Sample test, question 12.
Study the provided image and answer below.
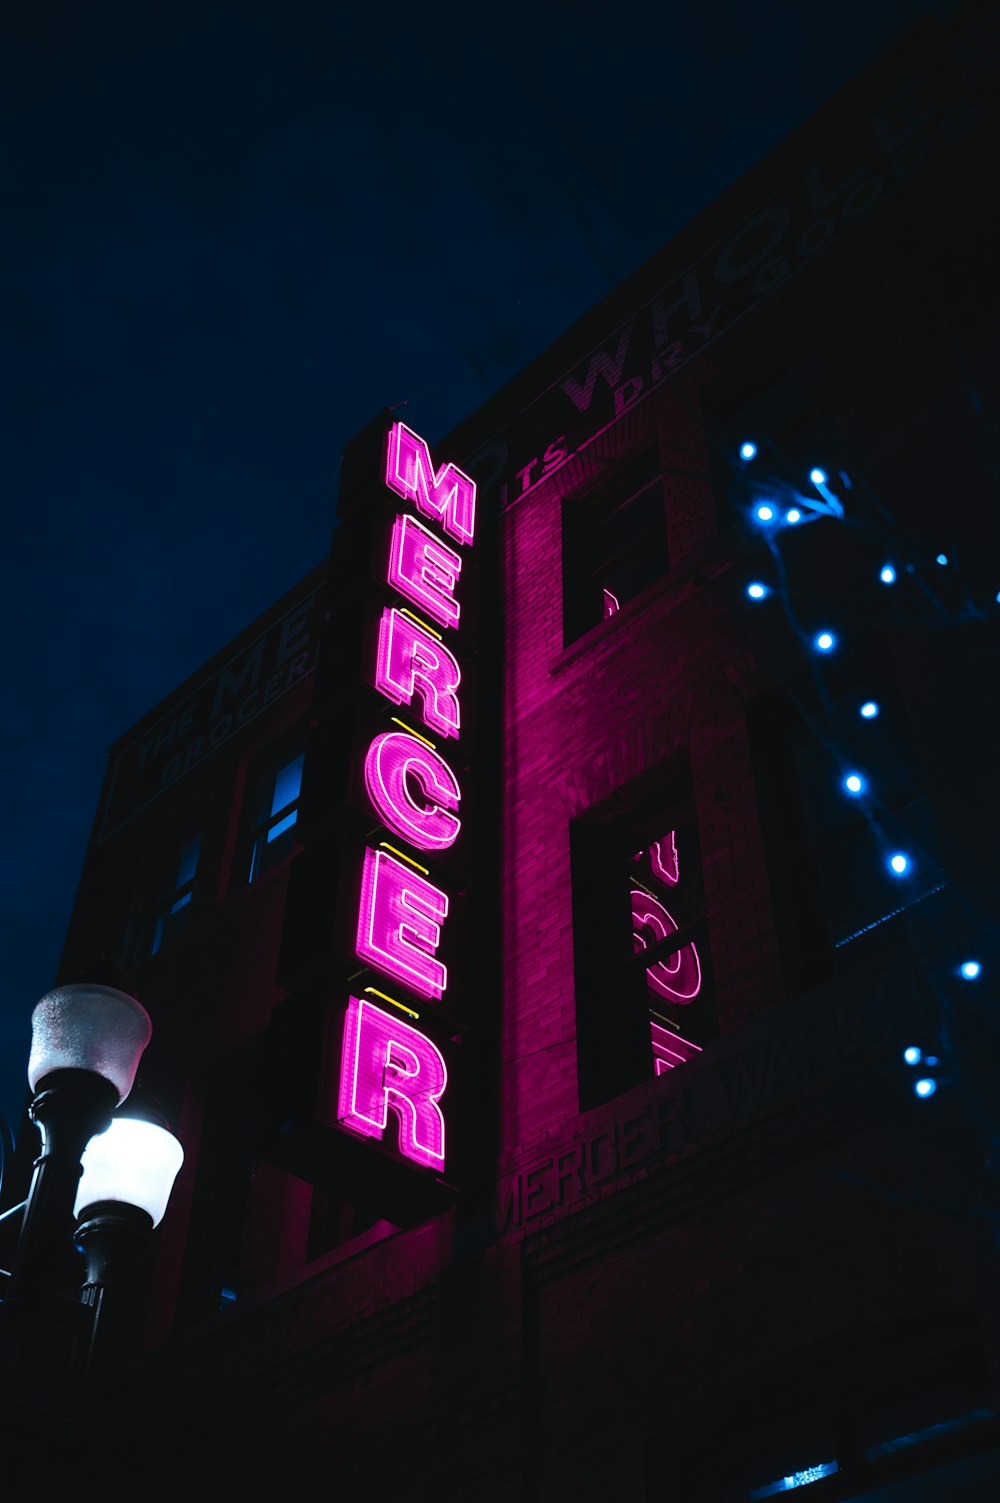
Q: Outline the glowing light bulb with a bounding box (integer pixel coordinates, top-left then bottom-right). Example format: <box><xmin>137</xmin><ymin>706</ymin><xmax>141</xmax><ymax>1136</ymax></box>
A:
<box><xmin>810</xmin><ymin>468</ymin><xmax>827</xmax><ymax>486</ymax></box>
<box><xmin>755</xmin><ymin>503</ymin><xmax>774</xmax><ymax>522</ymax></box>
<box><xmin>880</xmin><ymin>564</ymin><xmax>896</xmax><ymax>584</ymax></box>
<box><xmin>914</xmin><ymin>1078</ymin><xmax>936</xmax><ymax>1098</ymax></box>
<box><xmin>860</xmin><ymin>701</ymin><xmax>879</xmax><ymax>719</ymax></box>
<box><xmin>747</xmin><ymin>582</ymin><xmax>768</xmax><ymax>600</ymax></box>
<box><xmin>903</xmin><ymin>1046</ymin><xmax>922</xmax><ymax>1066</ymax></box>
<box><xmin>889</xmin><ymin>852</ymin><xmax>910</xmax><ymax>876</ymax></box>
<box><xmin>786</xmin><ymin>508</ymin><xmax>802</xmax><ymax>525</ymax></box>
<box><xmin>936</xmin><ymin>553</ymin><xmax>948</xmax><ymax>566</ymax></box>
<box><xmin>960</xmin><ymin>960</ymin><xmax>982</xmax><ymax>981</ymax></box>
<box><xmin>843</xmin><ymin>773</ymin><xmax>865</xmax><ymax>795</ymax></box>
<box><xmin>814</xmin><ymin>631</ymin><xmax>836</xmax><ymax>653</ymax></box>
<box><xmin>740</xmin><ymin>441</ymin><xmax>757</xmax><ymax>461</ymax></box>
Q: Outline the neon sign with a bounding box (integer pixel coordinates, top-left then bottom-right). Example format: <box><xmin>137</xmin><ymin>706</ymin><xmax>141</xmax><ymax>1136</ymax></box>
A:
<box><xmin>337</xmin><ymin>423</ymin><xmax>477</xmax><ymax>1172</ymax></box>
<box><xmin>338</xmin><ymin>996</ymin><xmax>447</xmax><ymax>1171</ymax></box>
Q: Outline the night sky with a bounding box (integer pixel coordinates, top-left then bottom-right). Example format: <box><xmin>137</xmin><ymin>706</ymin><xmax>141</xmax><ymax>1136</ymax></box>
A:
<box><xmin>0</xmin><ymin>0</ymin><xmax>947</xmax><ymax>1138</ymax></box>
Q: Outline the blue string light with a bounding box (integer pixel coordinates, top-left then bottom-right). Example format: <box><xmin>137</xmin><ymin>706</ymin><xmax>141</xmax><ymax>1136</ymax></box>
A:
<box><xmin>936</xmin><ymin>553</ymin><xmax>949</xmax><ymax>566</ymax></box>
<box><xmin>859</xmin><ymin>701</ymin><xmax>879</xmax><ymax>719</ymax></box>
<box><xmin>755</xmin><ymin>503</ymin><xmax>775</xmax><ymax>522</ymax></box>
<box><xmin>814</xmin><ymin>631</ymin><xmax>836</xmax><ymax>653</ymax></box>
<box><xmin>914</xmin><ymin>1078</ymin><xmax>937</xmax><ymax>1098</ymax></box>
<box><xmin>809</xmin><ymin>467</ymin><xmax>827</xmax><ymax>486</ymax></box>
<box><xmin>903</xmin><ymin>1046</ymin><xmax>922</xmax><ymax>1065</ymax></box>
<box><xmin>786</xmin><ymin>508</ymin><xmax>802</xmax><ymax>525</ymax></box>
<box><xmin>959</xmin><ymin>960</ymin><xmax>982</xmax><ymax>981</ymax></box>
<box><xmin>880</xmin><ymin>564</ymin><xmax>896</xmax><ymax>584</ymax></box>
<box><xmin>843</xmin><ymin>773</ymin><xmax>865</xmax><ymax>795</ymax></box>
<box><xmin>747</xmin><ymin>582</ymin><xmax>769</xmax><ymax>600</ymax></box>
<box><xmin>740</xmin><ymin>441</ymin><xmax>757</xmax><ymax>461</ymax></box>
<box><xmin>888</xmin><ymin>852</ymin><xmax>910</xmax><ymax>876</ymax></box>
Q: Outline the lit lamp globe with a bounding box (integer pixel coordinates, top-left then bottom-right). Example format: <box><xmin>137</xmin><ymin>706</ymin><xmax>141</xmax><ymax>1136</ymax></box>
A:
<box><xmin>15</xmin><ymin>982</ymin><xmax>154</xmax><ymax>1295</ymax></box>
<box><xmin>74</xmin><ymin>1116</ymin><xmax>184</xmax><ymax>1230</ymax></box>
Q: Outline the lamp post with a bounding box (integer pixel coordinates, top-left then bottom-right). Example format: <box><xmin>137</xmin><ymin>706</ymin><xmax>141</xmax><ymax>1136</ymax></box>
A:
<box><xmin>0</xmin><ymin>981</ymin><xmax>183</xmax><ymax>1388</ymax></box>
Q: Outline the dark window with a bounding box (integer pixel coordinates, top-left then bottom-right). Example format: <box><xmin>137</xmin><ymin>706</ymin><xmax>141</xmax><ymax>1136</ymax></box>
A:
<box><xmin>572</xmin><ymin>788</ymin><xmax>715</xmax><ymax>1109</ymax></box>
<box><xmin>563</xmin><ymin>447</ymin><xmax>669</xmax><ymax>643</ymax></box>
<box><xmin>149</xmin><ymin>834</ymin><xmax>201</xmax><ymax>957</ymax></box>
<box><xmin>750</xmin><ymin>685</ymin><xmax>945</xmax><ymax>988</ymax></box>
<box><xmin>248</xmin><ymin>750</ymin><xmax>304</xmax><ymax>882</ymax></box>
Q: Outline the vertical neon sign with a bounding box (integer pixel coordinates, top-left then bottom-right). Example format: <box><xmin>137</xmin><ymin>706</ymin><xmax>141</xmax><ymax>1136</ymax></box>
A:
<box><xmin>337</xmin><ymin>423</ymin><xmax>477</xmax><ymax>1173</ymax></box>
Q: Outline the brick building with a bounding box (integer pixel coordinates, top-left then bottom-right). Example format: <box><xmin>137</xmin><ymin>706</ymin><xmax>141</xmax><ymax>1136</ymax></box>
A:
<box><xmin>9</xmin><ymin>4</ymin><xmax>1000</xmax><ymax>1499</ymax></box>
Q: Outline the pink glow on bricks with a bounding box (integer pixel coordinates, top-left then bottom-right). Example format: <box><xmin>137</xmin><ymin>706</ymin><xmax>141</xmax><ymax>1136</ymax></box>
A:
<box><xmin>364</xmin><ymin>731</ymin><xmax>462</xmax><ymax>851</ymax></box>
<box><xmin>631</xmin><ymin>889</ymin><xmax>702</xmax><ymax>1002</ymax></box>
<box><xmin>388</xmin><ymin>512</ymin><xmax>463</xmax><ymax>630</ymax></box>
<box><xmin>337</xmin><ymin>997</ymin><xmax>447</xmax><ymax>1170</ymax></box>
<box><xmin>356</xmin><ymin>847</ymin><xmax>448</xmax><ymax>1000</ymax></box>
<box><xmin>375</xmin><ymin>608</ymin><xmax>462</xmax><ymax>740</ymax></box>
<box><xmin>385</xmin><ymin>421</ymin><xmax>477</xmax><ymax>546</ymax></box>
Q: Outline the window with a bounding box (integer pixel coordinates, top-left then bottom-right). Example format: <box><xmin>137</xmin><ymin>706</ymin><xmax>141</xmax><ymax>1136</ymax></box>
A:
<box><xmin>572</xmin><ymin>787</ymin><xmax>715</xmax><ymax>1109</ymax></box>
<box><xmin>149</xmin><ymin>834</ymin><xmax>201</xmax><ymax>956</ymax></box>
<box><xmin>248</xmin><ymin>750</ymin><xmax>304</xmax><ymax>882</ymax></box>
<box><xmin>562</xmin><ymin>446</ymin><xmax>669</xmax><ymax>643</ymax></box>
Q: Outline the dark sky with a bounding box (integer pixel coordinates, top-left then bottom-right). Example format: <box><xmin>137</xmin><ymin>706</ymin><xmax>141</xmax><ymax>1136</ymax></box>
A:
<box><xmin>0</xmin><ymin>0</ymin><xmax>948</xmax><ymax>1136</ymax></box>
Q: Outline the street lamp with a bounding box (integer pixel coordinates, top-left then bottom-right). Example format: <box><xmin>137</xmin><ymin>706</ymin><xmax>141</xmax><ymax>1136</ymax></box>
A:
<box><xmin>0</xmin><ymin>981</ymin><xmax>183</xmax><ymax>1382</ymax></box>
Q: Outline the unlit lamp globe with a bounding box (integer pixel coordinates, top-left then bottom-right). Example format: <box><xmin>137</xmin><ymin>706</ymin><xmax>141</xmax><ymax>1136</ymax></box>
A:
<box><xmin>74</xmin><ymin>1117</ymin><xmax>184</xmax><ymax>1228</ymax></box>
<box><xmin>27</xmin><ymin>984</ymin><xmax>152</xmax><ymax>1102</ymax></box>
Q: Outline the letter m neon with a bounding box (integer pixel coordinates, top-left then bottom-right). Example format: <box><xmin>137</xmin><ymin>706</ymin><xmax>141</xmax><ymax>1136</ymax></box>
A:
<box><xmin>385</xmin><ymin>422</ymin><xmax>476</xmax><ymax>546</ymax></box>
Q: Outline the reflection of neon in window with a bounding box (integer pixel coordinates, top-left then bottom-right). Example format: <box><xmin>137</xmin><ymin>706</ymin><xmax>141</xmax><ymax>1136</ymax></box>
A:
<box><xmin>384</xmin><ymin>421</ymin><xmax>477</xmax><ymax>547</ymax></box>
<box><xmin>631</xmin><ymin>889</ymin><xmax>701</xmax><ymax>1002</ymax></box>
<box><xmin>649</xmin><ymin>831</ymin><xmax>679</xmax><ymax>886</ymax></box>
<box><xmin>356</xmin><ymin>846</ymin><xmax>448</xmax><ymax>999</ymax></box>
<box><xmin>364</xmin><ymin>731</ymin><xmax>462</xmax><ymax>852</ymax></box>
<box><xmin>650</xmin><ymin>1021</ymin><xmax>701</xmax><ymax>1074</ymax></box>
<box><xmin>603</xmin><ymin>588</ymin><xmax>620</xmax><ymax>619</ymax></box>
<box><xmin>337</xmin><ymin>996</ymin><xmax>447</xmax><ymax>1170</ymax></box>
<box><xmin>375</xmin><ymin>608</ymin><xmax>461</xmax><ymax>740</ymax></box>
<box><xmin>388</xmin><ymin>512</ymin><xmax>462</xmax><ymax>630</ymax></box>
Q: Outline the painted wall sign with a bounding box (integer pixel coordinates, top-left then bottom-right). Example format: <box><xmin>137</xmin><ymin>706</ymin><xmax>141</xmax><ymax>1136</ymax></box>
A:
<box><xmin>99</xmin><ymin>583</ymin><xmax>323</xmax><ymax>840</ymax></box>
<box><xmin>462</xmin><ymin>11</ymin><xmax>998</xmax><ymax>512</ymax></box>
<box><xmin>336</xmin><ymin>423</ymin><xmax>478</xmax><ymax>1175</ymax></box>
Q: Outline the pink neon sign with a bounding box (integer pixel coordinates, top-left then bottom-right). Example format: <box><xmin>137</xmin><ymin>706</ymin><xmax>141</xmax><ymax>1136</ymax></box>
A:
<box><xmin>375</xmin><ymin>608</ymin><xmax>462</xmax><ymax>740</ymax></box>
<box><xmin>388</xmin><ymin>512</ymin><xmax>463</xmax><ymax>630</ymax></box>
<box><xmin>364</xmin><ymin>731</ymin><xmax>462</xmax><ymax>852</ymax></box>
<box><xmin>631</xmin><ymin>888</ymin><xmax>702</xmax><ymax>1003</ymax></box>
<box><xmin>341</xmin><ymin>421</ymin><xmax>480</xmax><ymax>1174</ymax></box>
<box><xmin>356</xmin><ymin>846</ymin><xmax>449</xmax><ymax>1000</ymax></box>
<box><xmin>385</xmin><ymin>421</ymin><xmax>477</xmax><ymax>546</ymax></box>
<box><xmin>337</xmin><ymin>996</ymin><xmax>447</xmax><ymax>1170</ymax></box>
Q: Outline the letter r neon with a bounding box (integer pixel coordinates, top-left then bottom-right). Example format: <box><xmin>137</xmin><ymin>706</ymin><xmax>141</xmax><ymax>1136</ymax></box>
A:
<box><xmin>375</xmin><ymin>608</ymin><xmax>462</xmax><ymax>740</ymax></box>
<box><xmin>337</xmin><ymin>997</ymin><xmax>447</xmax><ymax>1170</ymax></box>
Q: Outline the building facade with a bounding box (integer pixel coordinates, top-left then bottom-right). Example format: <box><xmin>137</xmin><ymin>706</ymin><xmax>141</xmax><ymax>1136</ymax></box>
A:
<box><xmin>13</xmin><ymin>4</ymin><xmax>1000</xmax><ymax>1498</ymax></box>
